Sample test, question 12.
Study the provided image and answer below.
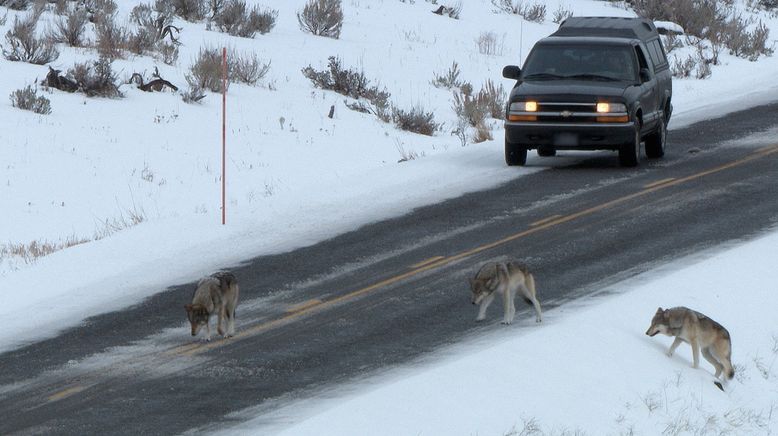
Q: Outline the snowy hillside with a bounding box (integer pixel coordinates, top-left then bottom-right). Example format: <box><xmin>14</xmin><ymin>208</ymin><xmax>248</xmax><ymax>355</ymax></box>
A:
<box><xmin>2</xmin><ymin>0</ymin><xmax>778</xmax><ymax>369</ymax></box>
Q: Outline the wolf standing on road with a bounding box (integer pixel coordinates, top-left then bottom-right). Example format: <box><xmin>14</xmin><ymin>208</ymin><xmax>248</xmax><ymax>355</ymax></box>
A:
<box><xmin>468</xmin><ymin>261</ymin><xmax>542</xmax><ymax>324</ymax></box>
<box><xmin>645</xmin><ymin>306</ymin><xmax>734</xmax><ymax>381</ymax></box>
<box><xmin>185</xmin><ymin>271</ymin><xmax>240</xmax><ymax>341</ymax></box>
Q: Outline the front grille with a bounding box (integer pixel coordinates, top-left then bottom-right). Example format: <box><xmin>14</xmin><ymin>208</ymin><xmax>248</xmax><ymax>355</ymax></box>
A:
<box><xmin>508</xmin><ymin>101</ymin><xmax>628</xmax><ymax>124</ymax></box>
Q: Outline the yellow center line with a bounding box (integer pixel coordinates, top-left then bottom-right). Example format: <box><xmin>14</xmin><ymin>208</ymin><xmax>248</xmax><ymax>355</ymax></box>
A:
<box><xmin>159</xmin><ymin>143</ymin><xmax>778</xmax><ymax>359</ymax></box>
<box><xmin>530</xmin><ymin>214</ymin><xmax>564</xmax><ymax>227</ymax></box>
<box><xmin>643</xmin><ymin>177</ymin><xmax>677</xmax><ymax>189</ymax></box>
<box><xmin>47</xmin><ymin>385</ymin><xmax>87</xmax><ymax>403</ymax></box>
<box><xmin>410</xmin><ymin>256</ymin><xmax>446</xmax><ymax>269</ymax></box>
<box><xmin>286</xmin><ymin>299</ymin><xmax>323</xmax><ymax>313</ymax></box>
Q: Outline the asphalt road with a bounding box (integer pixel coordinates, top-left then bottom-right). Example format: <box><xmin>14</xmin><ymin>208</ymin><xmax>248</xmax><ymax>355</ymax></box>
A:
<box><xmin>1</xmin><ymin>103</ymin><xmax>778</xmax><ymax>435</ymax></box>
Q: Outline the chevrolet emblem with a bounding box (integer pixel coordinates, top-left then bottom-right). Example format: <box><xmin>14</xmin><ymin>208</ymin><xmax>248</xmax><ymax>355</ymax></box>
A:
<box><xmin>560</xmin><ymin>110</ymin><xmax>573</xmax><ymax>118</ymax></box>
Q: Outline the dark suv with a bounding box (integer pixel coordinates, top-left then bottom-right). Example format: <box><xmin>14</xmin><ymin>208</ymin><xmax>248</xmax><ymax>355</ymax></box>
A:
<box><xmin>502</xmin><ymin>17</ymin><xmax>672</xmax><ymax>167</ymax></box>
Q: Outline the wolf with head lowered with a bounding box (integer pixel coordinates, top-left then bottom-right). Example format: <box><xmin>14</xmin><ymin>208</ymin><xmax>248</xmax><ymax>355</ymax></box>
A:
<box><xmin>468</xmin><ymin>260</ymin><xmax>542</xmax><ymax>324</ymax></box>
<box><xmin>185</xmin><ymin>271</ymin><xmax>239</xmax><ymax>340</ymax></box>
<box><xmin>646</xmin><ymin>306</ymin><xmax>734</xmax><ymax>381</ymax></box>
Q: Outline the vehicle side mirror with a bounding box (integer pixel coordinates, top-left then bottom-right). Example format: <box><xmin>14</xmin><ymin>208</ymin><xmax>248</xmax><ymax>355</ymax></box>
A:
<box><xmin>502</xmin><ymin>65</ymin><xmax>521</xmax><ymax>80</ymax></box>
<box><xmin>639</xmin><ymin>68</ymin><xmax>652</xmax><ymax>83</ymax></box>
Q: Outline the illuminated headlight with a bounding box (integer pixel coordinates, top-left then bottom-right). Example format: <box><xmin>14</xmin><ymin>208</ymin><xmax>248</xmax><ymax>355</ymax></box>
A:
<box><xmin>510</xmin><ymin>101</ymin><xmax>538</xmax><ymax>112</ymax></box>
<box><xmin>596</xmin><ymin>102</ymin><xmax>627</xmax><ymax>113</ymax></box>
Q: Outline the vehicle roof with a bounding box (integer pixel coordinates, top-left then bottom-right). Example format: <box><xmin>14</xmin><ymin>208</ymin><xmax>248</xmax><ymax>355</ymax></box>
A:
<box><xmin>552</xmin><ymin>16</ymin><xmax>659</xmax><ymax>41</ymax></box>
<box><xmin>534</xmin><ymin>36</ymin><xmax>636</xmax><ymax>46</ymax></box>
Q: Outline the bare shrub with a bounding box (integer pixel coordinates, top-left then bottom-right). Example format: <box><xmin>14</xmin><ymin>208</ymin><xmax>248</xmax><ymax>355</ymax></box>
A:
<box><xmin>303</xmin><ymin>56</ymin><xmax>391</xmax><ymax>121</ymax></box>
<box><xmin>476</xmin><ymin>31</ymin><xmax>504</xmax><ymax>56</ymax></box>
<box><xmin>181</xmin><ymin>85</ymin><xmax>206</xmax><ymax>103</ymax></box>
<box><xmin>187</xmin><ymin>46</ymin><xmax>269</xmax><ymax>92</ymax></box>
<box><xmin>68</xmin><ymin>57</ymin><xmax>123</xmax><ymax>98</ymax></box>
<box><xmin>725</xmin><ymin>19</ymin><xmax>773</xmax><ymax>60</ymax></box>
<box><xmin>552</xmin><ymin>4</ymin><xmax>573</xmax><ymax>24</ymax></box>
<box><xmin>477</xmin><ymin>79</ymin><xmax>506</xmax><ymax>119</ymax></box>
<box><xmin>214</xmin><ymin>0</ymin><xmax>277</xmax><ymax>38</ymax></box>
<box><xmin>472</xmin><ymin>123</ymin><xmax>493</xmax><ymax>143</ymax></box>
<box><xmin>9</xmin><ymin>85</ymin><xmax>52</xmax><ymax>114</ymax></box>
<box><xmin>431</xmin><ymin>61</ymin><xmax>463</xmax><ymax>89</ymax></box>
<box><xmin>297</xmin><ymin>0</ymin><xmax>343</xmax><ymax>39</ymax></box>
<box><xmin>187</xmin><ymin>46</ymin><xmax>225</xmax><ymax>92</ymax></box>
<box><xmin>636</xmin><ymin>0</ymin><xmax>773</xmax><ymax>60</ymax></box>
<box><xmin>171</xmin><ymin>0</ymin><xmax>208</xmax><ymax>22</ymax></box>
<box><xmin>452</xmin><ymin>89</ymin><xmax>486</xmax><ymax>129</ymax></box>
<box><xmin>48</xmin><ymin>7</ymin><xmax>90</xmax><ymax>47</ymax></box>
<box><xmin>233</xmin><ymin>52</ymin><xmax>271</xmax><ymax>85</ymax></box>
<box><xmin>128</xmin><ymin>2</ymin><xmax>180</xmax><ymax>56</ymax></box>
<box><xmin>0</xmin><ymin>236</ymin><xmax>90</xmax><ymax>265</ymax></box>
<box><xmin>2</xmin><ymin>9</ymin><xmax>60</xmax><ymax>64</ymax></box>
<box><xmin>671</xmin><ymin>54</ymin><xmax>697</xmax><ymax>78</ymax></box>
<box><xmin>94</xmin><ymin>13</ymin><xmax>128</xmax><ymax>60</ymax></box>
<box><xmin>392</xmin><ymin>105</ymin><xmax>439</xmax><ymax>136</ymax></box>
<box><xmin>0</xmin><ymin>0</ymin><xmax>31</xmax><ymax>10</ymax></box>
<box><xmin>492</xmin><ymin>0</ymin><xmax>545</xmax><ymax>22</ymax></box>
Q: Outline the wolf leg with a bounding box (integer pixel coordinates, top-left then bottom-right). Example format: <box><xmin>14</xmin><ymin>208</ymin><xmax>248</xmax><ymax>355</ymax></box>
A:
<box><xmin>667</xmin><ymin>337</ymin><xmax>683</xmax><ymax>357</ymax></box>
<box><xmin>476</xmin><ymin>293</ymin><xmax>494</xmax><ymax>321</ymax></box>
<box><xmin>502</xmin><ymin>287</ymin><xmax>516</xmax><ymax>324</ymax></box>
<box><xmin>690</xmin><ymin>340</ymin><xmax>700</xmax><ymax>368</ymax></box>
<box><xmin>217</xmin><ymin>305</ymin><xmax>226</xmax><ymax>336</ymax></box>
<box><xmin>702</xmin><ymin>348</ymin><xmax>723</xmax><ymax>378</ymax></box>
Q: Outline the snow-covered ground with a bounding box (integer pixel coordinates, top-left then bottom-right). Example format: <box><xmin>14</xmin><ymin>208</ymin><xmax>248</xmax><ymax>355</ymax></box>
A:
<box><xmin>2</xmin><ymin>0</ymin><xmax>778</xmax><ymax>432</ymax></box>
<box><xmin>224</xmin><ymin>230</ymin><xmax>778</xmax><ymax>436</ymax></box>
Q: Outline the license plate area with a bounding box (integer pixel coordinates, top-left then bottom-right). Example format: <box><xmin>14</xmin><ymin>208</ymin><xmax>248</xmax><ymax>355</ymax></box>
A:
<box><xmin>554</xmin><ymin>133</ymin><xmax>579</xmax><ymax>146</ymax></box>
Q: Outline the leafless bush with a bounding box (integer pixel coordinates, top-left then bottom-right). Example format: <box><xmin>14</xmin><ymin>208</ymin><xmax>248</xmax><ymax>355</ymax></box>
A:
<box><xmin>187</xmin><ymin>46</ymin><xmax>269</xmax><ymax>92</ymax></box>
<box><xmin>477</xmin><ymin>79</ymin><xmax>506</xmax><ymax>119</ymax></box>
<box><xmin>68</xmin><ymin>57</ymin><xmax>123</xmax><ymax>97</ymax></box>
<box><xmin>552</xmin><ymin>4</ymin><xmax>573</xmax><ymax>23</ymax></box>
<box><xmin>2</xmin><ymin>9</ymin><xmax>60</xmax><ymax>64</ymax></box>
<box><xmin>303</xmin><ymin>57</ymin><xmax>391</xmax><ymax>121</ymax></box>
<box><xmin>94</xmin><ymin>13</ymin><xmax>128</xmax><ymax>60</ymax></box>
<box><xmin>671</xmin><ymin>54</ymin><xmax>697</xmax><ymax>78</ymax></box>
<box><xmin>635</xmin><ymin>0</ymin><xmax>773</xmax><ymax>60</ymax></box>
<box><xmin>187</xmin><ymin>46</ymin><xmax>225</xmax><ymax>92</ymax></box>
<box><xmin>214</xmin><ymin>0</ymin><xmax>277</xmax><ymax>38</ymax></box>
<box><xmin>725</xmin><ymin>19</ymin><xmax>773</xmax><ymax>60</ymax></box>
<box><xmin>492</xmin><ymin>0</ymin><xmax>545</xmax><ymax>22</ymax></box>
<box><xmin>233</xmin><ymin>52</ymin><xmax>271</xmax><ymax>85</ymax></box>
<box><xmin>431</xmin><ymin>61</ymin><xmax>463</xmax><ymax>89</ymax></box>
<box><xmin>476</xmin><ymin>31</ymin><xmax>504</xmax><ymax>56</ymax></box>
<box><xmin>48</xmin><ymin>7</ymin><xmax>90</xmax><ymax>47</ymax></box>
<box><xmin>392</xmin><ymin>105</ymin><xmax>439</xmax><ymax>136</ymax></box>
<box><xmin>0</xmin><ymin>236</ymin><xmax>90</xmax><ymax>265</ymax></box>
<box><xmin>171</xmin><ymin>0</ymin><xmax>208</xmax><ymax>22</ymax></box>
<box><xmin>10</xmin><ymin>85</ymin><xmax>52</xmax><ymax>114</ymax></box>
<box><xmin>0</xmin><ymin>0</ymin><xmax>31</xmax><ymax>10</ymax></box>
<box><xmin>452</xmin><ymin>90</ymin><xmax>486</xmax><ymax>129</ymax></box>
<box><xmin>297</xmin><ymin>0</ymin><xmax>343</xmax><ymax>39</ymax></box>
<box><xmin>128</xmin><ymin>2</ymin><xmax>180</xmax><ymax>57</ymax></box>
<box><xmin>181</xmin><ymin>85</ymin><xmax>206</xmax><ymax>103</ymax></box>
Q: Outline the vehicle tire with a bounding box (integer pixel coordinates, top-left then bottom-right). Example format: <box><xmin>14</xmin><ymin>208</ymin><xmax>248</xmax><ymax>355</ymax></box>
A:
<box><xmin>537</xmin><ymin>146</ymin><xmax>556</xmax><ymax>157</ymax></box>
<box><xmin>505</xmin><ymin>139</ymin><xmax>527</xmax><ymax>166</ymax></box>
<box><xmin>645</xmin><ymin>114</ymin><xmax>666</xmax><ymax>158</ymax></box>
<box><xmin>618</xmin><ymin>121</ymin><xmax>641</xmax><ymax>167</ymax></box>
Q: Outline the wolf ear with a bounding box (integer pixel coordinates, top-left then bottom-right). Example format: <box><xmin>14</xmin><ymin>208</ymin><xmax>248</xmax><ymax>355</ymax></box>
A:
<box><xmin>656</xmin><ymin>307</ymin><xmax>663</xmax><ymax>313</ymax></box>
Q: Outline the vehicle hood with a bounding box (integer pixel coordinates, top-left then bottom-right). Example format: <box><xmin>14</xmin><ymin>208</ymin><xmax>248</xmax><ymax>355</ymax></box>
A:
<box><xmin>510</xmin><ymin>79</ymin><xmax>632</xmax><ymax>102</ymax></box>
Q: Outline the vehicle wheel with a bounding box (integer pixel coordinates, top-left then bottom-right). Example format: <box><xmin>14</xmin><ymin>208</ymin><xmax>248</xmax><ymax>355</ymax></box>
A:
<box><xmin>645</xmin><ymin>114</ymin><xmax>666</xmax><ymax>158</ymax></box>
<box><xmin>505</xmin><ymin>139</ymin><xmax>527</xmax><ymax>166</ymax></box>
<box><xmin>537</xmin><ymin>146</ymin><xmax>556</xmax><ymax>157</ymax></box>
<box><xmin>618</xmin><ymin>121</ymin><xmax>641</xmax><ymax>167</ymax></box>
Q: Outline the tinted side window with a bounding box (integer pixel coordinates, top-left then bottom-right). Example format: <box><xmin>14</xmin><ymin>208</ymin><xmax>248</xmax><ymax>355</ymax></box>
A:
<box><xmin>634</xmin><ymin>45</ymin><xmax>649</xmax><ymax>70</ymax></box>
<box><xmin>647</xmin><ymin>39</ymin><xmax>668</xmax><ymax>70</ymax></box>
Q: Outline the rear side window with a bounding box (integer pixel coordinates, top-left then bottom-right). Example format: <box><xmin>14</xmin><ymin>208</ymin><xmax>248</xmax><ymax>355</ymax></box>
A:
<box><xmin>646</xmin><ymin>39</ymin><xmax>668</xmax><ymax>70</ymax></box>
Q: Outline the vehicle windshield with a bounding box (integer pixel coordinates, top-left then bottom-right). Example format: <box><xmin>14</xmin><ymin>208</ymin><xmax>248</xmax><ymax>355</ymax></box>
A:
<box><xmin>522</xmin><ymin>44</ymin><xmax>637</xmax><ymax>82</ymax></box>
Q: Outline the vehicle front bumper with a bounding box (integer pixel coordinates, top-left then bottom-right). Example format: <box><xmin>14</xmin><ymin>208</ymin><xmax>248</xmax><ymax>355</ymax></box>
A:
<box><xmin>504</xmin><ymin>121</ymin><xmax>634</xmax><ymax>150</ymax></box>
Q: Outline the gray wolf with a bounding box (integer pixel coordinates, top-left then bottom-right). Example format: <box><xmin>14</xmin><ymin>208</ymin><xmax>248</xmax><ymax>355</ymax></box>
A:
<box><xmin>468</xmin><ymin>261</ymin><xmax>542</xmax><ymax>324</ymax></box>
<box><xmin>646</xmin><ymin>306</ymin><xmax>734</xmax><ymax>381</ymax></box>
<box><xmin>184</xmin><ymin>271</ymin><xmax>239</xmax><ymax>340</ymax></box>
